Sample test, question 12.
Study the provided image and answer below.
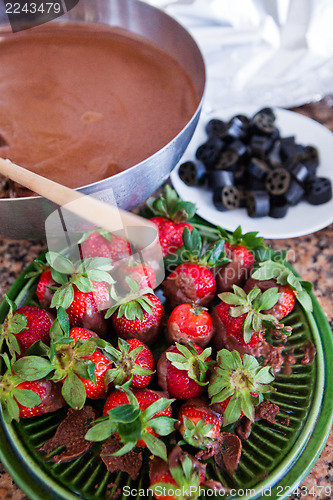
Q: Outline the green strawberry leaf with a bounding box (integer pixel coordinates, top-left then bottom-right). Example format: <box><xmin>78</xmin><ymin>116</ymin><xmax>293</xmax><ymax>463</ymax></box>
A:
<box><xmin>62</xmin><ymin>371</ymin><xmax>86</xmax><ymax>410</ymax></box>
<box><xmin>223</xmin><ymin>394</ymin><xmax>242</xmax><ymax>426</ymax></box>
<box><xmin>7</xmin><ymin>334</ymin><xmax>21</xmax><ymax>356</ymax></box>
<box><xmin>87</xmin><ymin>270</ymin><xmax>114</xmax><ymax>284</ymax></box>
<box><xmin>110</xmin><ymin>441</ymin><xmax>137</xmax><ymax>457</ymax></box>
<box><xmin>297</xmin><ymin>290</ymin><xmax>313</xmax><ymax>312</ymax></box>
<box><xmin>13</xmin><ymin>356</ymin><xmax>53</xmax><ymax>381</ymax></box>
<box><xmin>8</xmin><ymin>313</ymin><xmax>28</xmax><ymax>334</ymax></box>
<box><xmin>256</xmin><ymin>287</ymin><xmax>280</xmax><ymax>311</ymax></box>
<box><xmin>46</xmin><ymin>252</ymin><xmax>76</xmax><ymax>275</ymax></box>
<box><xmin>118</xmin><ymin>417</ymin><xmax>142</xmax><ymax>444</ymax></box>
<box><xmin>85</xmin><ymin>418</ymin><xmax>115</xmax><ymax>442</ymax></box>
<box><xmin>72</xmin><ymin>275</ymin><xmax>94</xmax><ymax>293</ymax></box>
<box><xmin>57</xmin><ymin>307</ymin><xmax>70</xmax><ymax>336</ymax></box>
<box><xmin>109</xmin><ymin>404</ymin><xmax>140</xmax><ymax>424</ymax></box>
<box><xmin>12</xmin><ymin>389</ymin><xmax>41</xmax><ymax>408</ymax></box>
<box><xmin>74</xmin><ymin>339</ymin><xmax>98</xmax><ymax>358</ymax></box>
<box><xmin>5</xmin><ymin>395</ymin><xmax>20</xmax><ymax>422</ymax></box>
<box><xmin>51</xmin><ymin>284</ymin><xmax>75</xmax><ymax>310</ymax></box>
<box><xmin>142</xmin><ymin>432</ymin><xmax>167</xmax><ymax>461</ymax></box>
<box><xmin>141</xmin><ymin>398</ymin><xmax>174</xmax><ymax>422</ymax></box>
<box><xmin>148</xmin><ymin>416</ymin><xmax>177</xmax><ymax>436</ymax></box>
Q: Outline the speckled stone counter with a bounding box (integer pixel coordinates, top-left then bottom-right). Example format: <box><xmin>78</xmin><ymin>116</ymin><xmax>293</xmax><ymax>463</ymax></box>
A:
<box><xmin>0</xmin><ymin>98</ymin><xmax>332</xmax><ymax>499</ymax></box>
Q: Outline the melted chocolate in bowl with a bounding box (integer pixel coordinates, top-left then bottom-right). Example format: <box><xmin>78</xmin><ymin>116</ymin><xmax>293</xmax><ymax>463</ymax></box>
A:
<box><xmin>0</xmin><ymin>24</ymin><xmax>199</xmax><ymax>197</ymax></box>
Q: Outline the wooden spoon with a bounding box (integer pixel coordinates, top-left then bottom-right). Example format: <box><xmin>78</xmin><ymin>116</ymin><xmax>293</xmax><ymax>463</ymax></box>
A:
<box><xmin>0</xmin><ymin>158</ymin><xmax>157</xmax><ymax>249</ymax></box>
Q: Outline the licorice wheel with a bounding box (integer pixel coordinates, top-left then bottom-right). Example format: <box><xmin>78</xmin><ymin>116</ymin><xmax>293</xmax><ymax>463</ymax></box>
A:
<box><xmin>178</xmin><ymin>161</ymin><xmax>206</xmax><ymax>187</ymax></box>
<box><xmin>247</xmin><ymin>158</ymin><xmax>269</xmax><ymax>181</ymax></box>
<box><xmin>195</xmin><ymin>137</ymin><xmax>223</xmax><ymax>169</ymax></box>
<box><xmin>246</xmin><ymin>191</ymin><xmax>270</xmax><ymax>217</ymax></box>
<box><xmin>216</xmin><ymin>150</ymin><xmax>239</xmax><ymax>171</ymax></box>
<box><xmin>250</xmin><ymin>111</ymin><xmax>276</xmax><ymax>135</ymax></box>
<box><xmin>253</xmin><ymin>107</ymin><xmax>276</xmax><ymax>120</ymax></box>
<box><xmin>229</xmin><ymin>139</ymin><xmax>249</xmax><ymax>158</ymax></box>
<box><xmin>250</xmin><ymin>135</ymin><xmax>271</xmax><ymax>159</ymax></box>
<box><xmin>213</xmin><ymin>186</ymin><xmax>240</xmax><ymax>211</ymax></box>
<box><xmin>306</xmin><ymin>177</ymin><xmax>332</xmax><ymax>205</ymax></box>
<box><xmin>226</xmin><ymin>116</ymin><xmax>248</xmax><ymax>141</ymax></box>
<box><xmin>265</xmin><ymin>168</ymin><xmax>291</xmax><ymax>195</ymax></box>
<box><xmin>289</xmin><ymin>161</ymin><xmax>309</xmax><ymax>184</ymax></box>
<box><xmin>205</xmin><ymin>118</ymin><xmax>228</xmax><ymax>140</ymax></box>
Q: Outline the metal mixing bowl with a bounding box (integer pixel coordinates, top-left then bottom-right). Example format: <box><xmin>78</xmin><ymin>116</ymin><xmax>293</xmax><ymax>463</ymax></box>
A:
<box><xmin>0</xmin><ymin>0</ymin><xmax>205</xmax><ymax>239</ymax></box>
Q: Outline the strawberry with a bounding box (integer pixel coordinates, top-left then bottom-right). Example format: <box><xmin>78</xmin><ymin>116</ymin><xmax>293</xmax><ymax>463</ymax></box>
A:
<box><xmin>147</xmin><ymin>185</ymin><xmax>196</xmax><ymax>257</ymax></box>
<box><xmin>177</xmin><ymin>398</ymin><xmax>222</xmax><ymax>449</ymax></box>
<box><xmin>85</xmin><ymin>386</ymin><xmax>175</xmax><ymax>461</ymax></box>
<box><xmin>36</xmin><ymin>269</ymin><xmax>56</xmax><ymax>309</ymax></box>
<box><xmin>118</xmin><ymin>260</ymin><xmax>156</xmax><ymax>291</ymax></box>
<box><xmin>0</xmin><ymin>354</ymin><xmax>65</xmax><ymax>422</ymax></box>
<box><xmin>211</xmin><ymin>285</ymin><xmax>283</xmax><ymax>355</ymax></box>
<box><xmin>157</xmin><ymin>342</ymin><xmax>212</xmax><ymax>400</ymax></box>
<box><xmin>163</xmin><ymin>228</ymin><xmax>228</xmax><ymax>308</ymax></box>
<box><xmin>149</xmin><ymin>445</ymin><xmax>206</xmax><ymax>500</ymax></box>
<box><xmin>79</xmin><ymin>229</ymin><xmax>131</xmax><ymax>262</ymax></box>
<box><xmin>14</xmin><ymin>379</ymin><xmax>65</xmax><ymax>418</ymax></box>
<box><xmin>250</xmin><ymin>258</ymin><xmax>313</xmax><ymax>316</ymax></box>
<box><xmin>103</xmin><ymin>338</ymin><xmax>155</xmax><ymax>389</ymax></box>
<box><xmin>208</xmin><ymin>349</ymin><xmax>275</xmax><ymax>425</ymax></box>
<box><xmin>244</xmin><ymin>277</ymin><xmax>295</xmax><ymax>320</ymax></box>
<box><xmin>167</xmin><ymin>304</ymin><xmax>214</xmax><ymax>348</ymax></box>
<box><xmin>106</xmin><ymin>280</ymin><xmax>164</xmax><ymax>345</ymax></box>
<box><xmin>214</xmin><ymin>226</ymin><xmax>264</xmax><ymax>292</ymax></box>
<box><xmin>13</xmin><ymin>326</ymin><xmax>111</xmax><ymax>409</ymax></box>
<box><xmin>0</xmin><ymin>296</ymin><xmax>53</xmax><ymax>357</ymax></box>
<box><xmin>44</xmin><ymin>252</ymin><xmax>115</xmax><ymax>336</ymax></box>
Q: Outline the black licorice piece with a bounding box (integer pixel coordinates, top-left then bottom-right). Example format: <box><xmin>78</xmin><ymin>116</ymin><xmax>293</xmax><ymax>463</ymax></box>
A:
<box><xmin>178</xmin><ymin>161</ymin><xmax>206</xmax><ymax>187</ymax></box>
<box><xmin>267</xmin><ymin>139</ymin><xmax>283</xmax><ymax>168</ymax></box>
<box><xmin>205</xmin><ymin>119</ymin><xmax>228</xmax><ymax>140</ymax></box>
<box><xmin>247</xmin><ymin>158</ymin><xmax>269</xmax><ymax>181</ymax></box>
<box><xmin>246</xmin><ymin>176</ymin><xmax>266</xmax><ymax>191</ymax></box>
<box><xmin>216</xmin><ymin>150</ymin><xmax>239</xmax><ymax>171</ymax></box>
<box><xmin>246</xmin><ymin>191</ymin><xmax>270</xmax><ymax>217</ymax></box>
<box><xmin>195</xmin><ymin>137</ymin><xmax>224</xmax><ymax>169</ymax></box>
<box><xmin>225</xmin><ymin>116</ymin><xmax>248</xmax><ymax>141</ymax></box>
<box><xmin>253</xmin><ymin>107</ymin><xmax>276</xmax><ymax>120</ymax></box>
<box><xmin>269</xmin><ymin>196</ymin><xmax>289</xmax><ymax>218</ymax></box>
<box><xmin>305</xmin><ymin>177</ymin><xmax>332</xmax><ymax>205</ymax></box>
<box><xmin>207</xmin><ymin>170</ymin><xmax>234</xmax><ymax>188</ymax></box>
<box><xmin>284</xmin><ymin>180</ymin><xmax>305</xmax><ymax>206</ymax></box>
<box><xmin>250</xmin><ymin>111</ymin><xmax>276</xmax><ymax>135</ymax></box>
<box><xmin>265</xmin><ymin>168</ymin><xmax>291</xmax><ymax>195</ymax></box>
<box><xmin>213</xmin><ymin>186</ymin><xmax>240</xmax><ymax>211</ymax></box>
<box><xmin>280</xmin><ymin>136</ymin><xmax>305</xmax><ymax>162</ymax></box>
<box><xmin>302</xmin><ymin>145</ymin><xmax>319</xmax><ymax>176</ymax></box>
<box><xmin>234</xmin><ymin>163</ymin><xmax>247</xmax><ymax>185</ymax></box>
<box><xmin>229</xmin><ymin>139</ymin><xmax>249</xmax><ymax>158</ymax></box>
<box><xmin>289</xmin><ymin>161</ymin><xmax>309</xmax><ymax>184</ymax></box>
<box><xmin>250</xmin><ymin>135</ymin><xmax>271</xmax><ymax>159</ymax></box>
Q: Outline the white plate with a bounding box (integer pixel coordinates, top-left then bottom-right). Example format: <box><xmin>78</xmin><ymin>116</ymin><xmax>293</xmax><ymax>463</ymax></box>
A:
<box><xmin>171</xmin><ymin>108</ymin><xmax>333</xmax><ymax>239</ymax></box>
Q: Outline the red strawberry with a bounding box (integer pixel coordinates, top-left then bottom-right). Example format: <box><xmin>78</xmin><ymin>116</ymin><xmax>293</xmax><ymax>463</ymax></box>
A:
<box><xmin>163</xmin><ymin>263</ymin><xmax>216</xmax><ymax>309</ymax></box>
<box><xmin>151</xmin><ymin>216</ymin><xmax>193</xmax><ymax>258</ymax></box>
<box><xmin>85</xmin><ymin>387</ymin><xmax>175</xmax><ymax>461</ymax></box>
<box><xmin>167</xmin><ymin>304</ymin><xmax>214</xmax><ymax>348</ymax></box>
<box><xmin>36</xmin><ymin>269</ymin><xmax>56</xmax><ymax>309</ymax></box>
<box><xmin>68</xmin><ymin>328</ymin><xmax>111</xmax><ymax>399</ymax></box>
<box><xmin>107</xmin><ymin>291</ymin><xmax>164</xmax><ymax>346</ymax></box>
<box><xmin>214</xmin><ymin>226</ymin><xmax>264</xmax><ymax>292</ymax></box>
<box><xmin>177</xmin><ymin>398</ymin><xmax>222</xmax><ymax>449</ymax></box>
<box><xmin>147</xmin><ymin>185</ymin><xmax>196</xmax><ymax>257</ymax></box>
<box><xmin>1</xmin><ymin>299</ymin><xmax>53</xmax><ymax>357</ymax></box>
<box><xmin>250</xmin><ymin>259</ymin><xmax>313</xmax><ymax>315</ymax></box>
<box><xmin>157</xmin><ymin>342</ymin><xmax>212</xmax><ymax>400</ymax></box>
<box><xmin>149</xmin><ymin>445</ymin><xmax>206</xmax><ymax>500</ymax></box>
<box><xmin>103</xmin><ymin>338</ymin><xmax>155</xmax><ymax>389</ymax></box>
<box><xmin>14</xmin><ymin>379</ymin><xmax>65</xmax><ymax>418</ymax></box>
<box><xmin>80</xmin><ymin>230</ymin><xmax>131</xmax><ymax>262</ymax></box>
<box><xmin>244</xmin><ymin>277</ymin><xmax>295</xmax><ymax>320</ymax></box>
<box><xmin>118</xmin><ymin>261</ymin><xmax>156</xmax><ymax>291</ymax></box>
<box><xmin>209</xmin><ymin>349</ymin><xmax>275</xmax><ymax>425</ymax></box>
<box><xmin>65</xmin><ymin>280</ymin><xmax>111</xmax><ymax>336</ymax></box>
<box><xmin>211</xmin><ymin>285</ymin><xmax>282</xmax><ymax>355</ymax></box>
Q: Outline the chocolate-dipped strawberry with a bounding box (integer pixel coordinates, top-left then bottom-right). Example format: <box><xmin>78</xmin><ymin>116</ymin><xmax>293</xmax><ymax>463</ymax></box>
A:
<box><xmin>176</xmin><ymin>398</ymin><xmax>222</xmax><ymax>449</ymax></box>
<box><xmin>208</xmin><ymin>349</ymin><xmax>275</xmax><ymax>425</ymax></box>
<box><xmin>79</xmin><ymin>229</ymin><xmax>131</xmax><ymax>263</ymax></box>
<box><xmin>163</xmin><ymin>228</ymin><xmax>228</xmax><ymax>308</ymax></box>
<box><xmin>157</xmin><ymin>342</ymin><xmax>212</xmax><ymax>400</ymax></box>
<box><xmin>85</xmin><ymin>386</ymin><xmax>175</xmax><ymax>461</ymax></box>
<box><xmin>211</xmin><ymin>285</ymin><xmax>282</xmax><ymax>354</ymax></box>
<box><xmin>149</xmin><ymin>445</ymin><xmax>206</xmax><ymax>500</ymax></box>
<box><xmin>106</xmin><ymin>278</ymin><xmax>164</xmax><ymax>345</ymax></box>
<box><xmin>167</xmin><ymin>304</ymin><xmax>214</xmax><ymax>348</ymax></box>
<box><xmin>213</xmin><ymin>226</ymin><xmax>264</xmax><ymax>293</ymax></box>
<box><xmin>249</xmin><ymin>258</ymin><xmax>313</xmax><ymax>316</ymax></box>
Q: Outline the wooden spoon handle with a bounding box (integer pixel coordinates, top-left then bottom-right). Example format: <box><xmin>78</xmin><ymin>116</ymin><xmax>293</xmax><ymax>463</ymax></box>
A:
<box><xmin>0</xmin><ymin>158</ymin><xmax>156</xmax><ymax>244</ymax></box>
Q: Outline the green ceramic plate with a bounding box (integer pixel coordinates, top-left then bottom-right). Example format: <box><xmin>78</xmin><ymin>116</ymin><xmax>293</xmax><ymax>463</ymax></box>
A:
<box><xmin>0</xmin><ymin>258</ymin><xmax>332</xmax><ymax>500</ymax></box>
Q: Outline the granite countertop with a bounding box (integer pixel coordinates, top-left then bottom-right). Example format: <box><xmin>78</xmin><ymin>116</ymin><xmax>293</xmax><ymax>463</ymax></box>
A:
<box><xmin>0</xmin><ymin>97</ymin><xmax>332</xmax><ymax>499</ymax></box>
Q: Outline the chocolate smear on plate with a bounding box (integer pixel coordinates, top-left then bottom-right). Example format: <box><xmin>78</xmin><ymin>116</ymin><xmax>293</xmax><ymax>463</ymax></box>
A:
<box><xmin>300</xmin><ymin>341</ymin><xmax>316</xmax><ymax>365</ymax></box>
<box><xmin>39</xmin><ymin>405</ymin><xmax>97</xmax><ymax>462</ymax></box>
<box><xmin>101</xmin><ymin>436</ymin><xmax>143</xmax><ymax>480</ymax></box>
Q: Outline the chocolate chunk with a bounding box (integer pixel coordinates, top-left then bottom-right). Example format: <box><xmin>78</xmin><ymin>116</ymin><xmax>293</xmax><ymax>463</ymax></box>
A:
<box><xmin>254</xmin><ymin>400</ymin><xmax>279</xmax><ymax>423</ymax></box>
<box><xmin>300</xmin><ymin>341</ymin><xmax>316</xmax><ymax>365</ymax></box>
<box><xmin>217</xmin><ymin>433</ymin><xmax>242</xmax><ymax>473</ymax></box>
<box><xmin>101</xmin><ymin>436</ymin><xmax>143</xmax><ymax>480</ymax></box>
<box><xmin>283</xmin><ymin>348</ymin><xmax>296</xmax><ymax>375</ymax></box>
<box><xmin>39</xmin><ymin>406</ymin><xmax>97</xmax><ymax>462</ymax></box>
<box><xmin>236</xmin><ymin>416</ymin><xmax>252</xmax><ymax>441</ymax></box>
<box><xmin>251</xmin><ymin>340</ymin><xmax>284</xmax><ymax>373</ymax></box>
